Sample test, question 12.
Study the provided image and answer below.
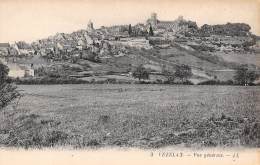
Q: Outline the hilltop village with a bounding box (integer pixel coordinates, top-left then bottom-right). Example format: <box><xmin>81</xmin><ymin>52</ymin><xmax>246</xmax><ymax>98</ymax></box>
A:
<box><xmin>0</xmin><ymin>13</ymin><xmax>259</xmax><ymax>84</ymax></box>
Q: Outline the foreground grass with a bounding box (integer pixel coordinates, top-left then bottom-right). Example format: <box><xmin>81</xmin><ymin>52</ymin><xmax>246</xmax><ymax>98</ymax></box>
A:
<box><xmin>0</xmin><ymin>85</ymin><xmax>259</xmax><ymax>149</ymax></box>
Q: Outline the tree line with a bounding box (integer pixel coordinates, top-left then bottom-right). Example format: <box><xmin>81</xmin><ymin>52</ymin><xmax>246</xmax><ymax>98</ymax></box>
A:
<box><xmin>132</xmin><ymin>63</ymin><xmax>259</xmax><ymax>85</ymax></box>
<box><xmin>132</xmin><ymin>64</ymin><xmax>192</xmax><ymax>83</ymax></box>
<box><xmin>0</xmin><ymin>62</ymin><xmax>259</xmax><ymax>109</ymax></box>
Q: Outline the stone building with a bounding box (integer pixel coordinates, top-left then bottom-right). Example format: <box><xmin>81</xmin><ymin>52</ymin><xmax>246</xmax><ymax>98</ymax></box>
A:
<box><xmin>87</xmin><ymin>20</ymin><xmax>94</xmax><ymax>32</ymax></box>
<box><xmin>0</xmin><ymin>43</ymin><xmax>10</xmax><ymax>56</ymax></box>
<box><xmin>146</xmin><ymin>13</ymin><xmax>190</xmax><ymax>33</ymax></box>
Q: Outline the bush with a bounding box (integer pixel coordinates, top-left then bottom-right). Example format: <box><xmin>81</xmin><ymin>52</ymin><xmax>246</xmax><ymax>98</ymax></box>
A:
<box><xmin>198</xmin><ymin>80</ymin><xmax>234</xmax><ymax>85</ymax></box>
<box><xmin>132</xmin><ymin>64</ymin><xmax>150</xmax><ymax>81</ymax></box>
<box><xmin>13</xmin><ymin>77</ymin><xmax>88</xmax><ymax>85</ymax></box>
<box><xmin>162</xmin><ymin>70</ymin><xmax>175</xmax><ymax>84</ymax></box>
<box><xmin>106</xmin><ymin>78</ymin><xmax>117</xmax><ymax>84</ymax></box>
<box><xmin>174</xmin><ymin>64</ymin><xmax>192</xmax><ymax>82</ymax></box>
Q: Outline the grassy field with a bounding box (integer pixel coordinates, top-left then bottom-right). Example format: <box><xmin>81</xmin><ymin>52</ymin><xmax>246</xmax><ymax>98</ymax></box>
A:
<box><xmin>0</xmin><ymin>84</ymin><xmax>259</xmax><ymax>149</ymax></box>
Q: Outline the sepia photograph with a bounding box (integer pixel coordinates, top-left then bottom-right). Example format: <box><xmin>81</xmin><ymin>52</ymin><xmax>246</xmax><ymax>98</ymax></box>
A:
<box><xmin>0</xmin><ymin>0</ymin><xmax>259</xmax><ymax>164</ymax></box>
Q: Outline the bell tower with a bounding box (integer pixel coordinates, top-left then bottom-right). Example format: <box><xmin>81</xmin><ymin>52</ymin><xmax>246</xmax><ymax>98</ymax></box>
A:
<box><xmin>150</xmin><ymin>12</ymin><xmax>158</xmax><ymax>26</ymax></box>
<box><xmin>87</xmin><ymin>20</ymin><xmax>94</xmax><ymax>31</ymax></box>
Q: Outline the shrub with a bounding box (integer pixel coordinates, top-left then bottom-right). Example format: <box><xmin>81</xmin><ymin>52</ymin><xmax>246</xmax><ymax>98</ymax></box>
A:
<box><xmin>174</xmin><ymin>64</ymin><xmax>192</xmax><ymax>82</ymax></box>
<box><xmin>106</xmin><ymin>78</ymin><xmax>117</xmax><ymax>84</ymax></box>
<box><xmin>13</xmin><ymin>77</ymin><xmax>88</xmax><ymax>85</ymax></box>
<box><xmin>162</xmin><ymin>70</ymin><xmax>175</xmax><ymax>84</ymax></box>
<box><xmin>132</xmin><ymin>64</ymin><xmax>150</xmax><ymax>81</ymax></box>
<box><xmin>197</xmin><ymin>80</ymin><xmax>234</xmax><ymax>85</ymax></box>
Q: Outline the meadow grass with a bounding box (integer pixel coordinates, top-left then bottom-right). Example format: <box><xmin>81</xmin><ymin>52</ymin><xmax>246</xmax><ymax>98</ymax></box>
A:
<box><xmin>0</xmin><ymin>84</ymin><xmax>259</xmax><ymax>149</ymax></box>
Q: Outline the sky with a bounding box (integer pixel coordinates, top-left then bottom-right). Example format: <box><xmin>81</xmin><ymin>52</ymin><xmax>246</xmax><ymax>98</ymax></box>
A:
<box><xmin>0</xmin><ymin>0</ymin><xmax>259</xmax><ymax>43</ymax></box>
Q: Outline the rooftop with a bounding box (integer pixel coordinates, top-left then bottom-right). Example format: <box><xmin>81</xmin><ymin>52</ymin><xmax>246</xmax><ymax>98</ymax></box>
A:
<box><xmin>0</xmin><ymin>43</ymin><xmax>10</xmax><ymax>48</ymax></box>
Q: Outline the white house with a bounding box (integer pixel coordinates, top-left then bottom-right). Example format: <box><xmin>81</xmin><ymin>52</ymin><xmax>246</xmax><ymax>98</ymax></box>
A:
<box><xmin>22</xmin><ymin>66</ymin><xmax>35</xmax><ymax>77</ymax></box>
<box><xmin>7</xmin><ymin>63</ymin><xmax>26</xmax><ymax>78</ymax></box>
<box><xmin>1</xmin><ymin>57</ymin><xmax>38</xmax><ymax>78</ymax></box>
<box><xmin>7</xmin><ymin>64</ymin><xmax>34</xmax><ymax>78</ymax></box>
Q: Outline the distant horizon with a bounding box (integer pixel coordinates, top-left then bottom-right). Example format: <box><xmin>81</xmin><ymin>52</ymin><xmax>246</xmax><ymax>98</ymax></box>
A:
<box><xmin>4</xmin><ymin>20</ymin><xmax>260</xmax><ymax>44</ymax></box>
<box><xmin>4</xmin><ymin>19</ymin><xmax>259</xmax><ymax>44</ymax></box>
<box><xmin>0</xmin><ymin>0</ymin><xmax>259</xmax><ymax>43</ymax></box>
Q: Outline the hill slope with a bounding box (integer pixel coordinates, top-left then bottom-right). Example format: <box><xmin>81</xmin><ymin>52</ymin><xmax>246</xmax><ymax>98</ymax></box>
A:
<box><xmin>2</xmin><ymin>21</ymin><xmax>259</xmax><ymax>84</ymax></box>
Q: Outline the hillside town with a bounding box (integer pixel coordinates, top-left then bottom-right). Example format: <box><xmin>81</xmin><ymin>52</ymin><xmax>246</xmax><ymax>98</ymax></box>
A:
<box><xmin>0</xmin><ymin>13</ymin><xmax>259</xmax><ymax>84</ymax></box>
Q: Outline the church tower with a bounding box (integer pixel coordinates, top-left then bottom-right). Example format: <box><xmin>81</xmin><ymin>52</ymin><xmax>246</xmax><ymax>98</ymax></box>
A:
<box><xmin>150</xmin><ymin>12</ymin><xmax>158</xmax><ymax>26</ymax></box>
<box><xmin>147</xmin><ymin>12</ymin><xmax>158</xmax><ymax>28</ymax></box>
<box><xmin>87</xmin><ymin>20</ymin><xmax>94</xmax><ymax>32</ymax></box>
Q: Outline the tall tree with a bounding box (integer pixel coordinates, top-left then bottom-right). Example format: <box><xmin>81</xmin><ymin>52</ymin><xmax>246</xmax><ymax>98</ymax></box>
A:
<box><xmin>0</xmin><ymin>63</ymin><xmax>20</xmax><ymax>109</ymax></box>
<box><xmin>149</xmin><ymin>25</ymin><xmax>154</xmax><ymax>36</ymax></box>
<box><xmin>234</xmin><ymin>65</ymin><xmax>259</xmax><ymax>85</ymax></box>
<box><xmin>128</xmin><ymin>24</ymin><xmax>132</xmax><ymax>36</ymax></box>
<box><xmin>132</xmin><ymin>64</ymin><xmax>150</xmax><ymax>81</ymax></box>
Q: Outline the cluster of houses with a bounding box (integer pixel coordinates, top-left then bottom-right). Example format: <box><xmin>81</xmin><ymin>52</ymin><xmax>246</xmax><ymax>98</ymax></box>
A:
<box><xmin>0</xmin><ymin>57</ymin><xmax>34</xmax><ymax>78</ymax></box>
<box><xmin>0</xmin><ymin>42</ymin><xmax>35</xmax><ymax>57</ymax></box>
<box><xmin>1</xmin><ymin>13</ymin><xmax>193</xmax><ymax>57</ymax></box>
<box><xmin>2</xmin><ymin>13</ymin><xmax>254</xmax><ymax>79</ymax></box>
<box><xmin>0</xmin><ymin>13</ymin><xmax>202</xmax><ymax>79</ymax></box>
<box><xmin>0</xmin><ymin>43</ymin><xmax>10</xmax><ymax>56</ymax></box>
<box><xmin>0</xmin><ymin>55</ymin><xmax>48</xmax><ymax>78</ymax></box>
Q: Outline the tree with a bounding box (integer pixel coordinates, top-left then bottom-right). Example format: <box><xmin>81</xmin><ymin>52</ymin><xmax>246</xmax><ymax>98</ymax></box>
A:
<box><xmin>0</xmin><ymin>63</ymin><xmax>20</xmax><ymax>109</ymax></box>
<box><xmin>132</xmin><ymin>64</ymin><xmax>150</xmax><ymax>81</ymax></box>
<box><xmin>149</xmin><ymin>25</ymin><xmax>154</xmax><ymax>36</ymax></box>
<box><xmin>174</xmin><ymin>64</ymin><xmax>192</xmax><ymax>82</ymax></box>
<box><xmin>162</xmin><ymin>65</ymin><xmax>175</xmax><ymax>84</ymax></box>
<box><xmin>0</xmin><ymin>64</ymin><xmax>9</xmax><ymax>86</ymax></box>
<box><xmin>163</xmin><ymin>70</ymin><xmax>175</xmax><ymax>84</ymax></box>
<box><xmin>128</xmin><ymin>24</ymin><xmax>132</xmax><ymax>36</ymax></box>
<box><xmin>234</xmin><ymin>65</ymin><xmax>259</xmax><ymax>85</ymax></box>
